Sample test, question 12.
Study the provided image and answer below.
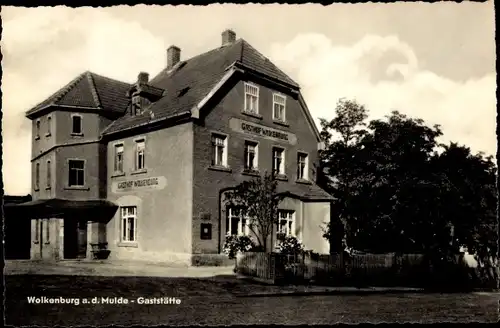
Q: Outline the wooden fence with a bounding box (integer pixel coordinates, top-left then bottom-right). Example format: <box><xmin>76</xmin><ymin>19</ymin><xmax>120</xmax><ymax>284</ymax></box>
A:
<box><xmin>236</xmin><ymin>252</ymin><xmax>429</xmax><ymax>285</ymax></box>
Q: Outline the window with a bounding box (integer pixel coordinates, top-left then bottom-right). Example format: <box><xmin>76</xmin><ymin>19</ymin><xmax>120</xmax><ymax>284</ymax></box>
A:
<box><xmin>297</xmin><ymin>153</ymin><xmax>308</xmax><ymax>180</ymax></box>
<box><xmin>34</xmin><ymin>162</ymin><xmax>40</xmax><ymax>190</ymax></box>
<box><xmin>135</xmin><ymin>140</ymin><xmax>145</xmax><ymax>170</ymax></box>
<box><xmin>226</xmin><ymin>207</ymin><xmax>250</xmax><ymax>236</ymax></box>
<box><xmin>244</xmin><ymin>141</ymin><xmax>258</xmax><ymax>171</ymax></box>
<box><xmin>44</xmin><ymin>219</ymin><xmax>50</xmax><ymax>243</ymax></box>
<box><xmin>68</xmin><ymin>160</ymin><xmax>85</xmax><ymax>187</ymax></box>
<box><xmin>114</xmin><ymin>144</ymin><xmax>124</xmax><ymax>173</ymax></box>
<box><xmin>35</xmin><ymin>120</ymin><xmax>40</xmax><ymax>139</ymax></box>
<box><xmin>277</xmin><ymin>210</ymin><xmax>295</xmax><ymax>237</ymax></box>
<box><xmin>273</xmin><ymin>93</ymin><xmax>286</xmax><ymax>122</ymax></box>
<box><xmin>272</xmin><ymin>148</ymin><xmax>285</xmax><ymax>175</ymax></box>
<box><xmin>46</xmin><ymin>160</ymin><xmax>51</xmax><ymax>188</ymax></box>
<box><xmin>211</xmin><ymin>134</ymin><xmax>228</xmax><ymax>167</ymax></box>
<box><xmin>132</xmin><ymin>95</ymin><xmax>142</xmax><ymax>116</ymax></box>
<box><xmin>47</xmin><ymin>116</ymin><xmax>52</xmax><ymax>136</ymax></box>
<box><xmin>72</xmin><ymin>115</ymin><xmax>82</xmax><ymax>135</ymax></box>
<box><xmin>244</xmin><ymin>83</ymin><xmax>259</xmax><ymax>114</ymax></box>
<box><xmin>120</xmin><ymin>206</ymin><xmax>137</xmax><ymax>242</ymax></box>
<box><xmin>34</xmin><ymin>219</ymin><xmax>39</xmax><ymax>243</ymax></box>
<box><xmin>200</xmin><ymin>223</ymin><xmax>212</xmax><ymax>240</ymax></box>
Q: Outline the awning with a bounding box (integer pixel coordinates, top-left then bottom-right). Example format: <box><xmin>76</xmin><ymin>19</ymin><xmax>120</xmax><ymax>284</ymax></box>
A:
<box><xmin>4</xmin><ymin>198</ymin><xmax>118</xmax><ymax>221</ymax></box>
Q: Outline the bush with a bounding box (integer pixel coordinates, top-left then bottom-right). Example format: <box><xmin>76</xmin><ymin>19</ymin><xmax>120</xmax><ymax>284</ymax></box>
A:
<box><xmin>223</xmin><ymin>234</ymin><xmax>256</xmax><ymax>259</ymax></box>
<box><xmin>278</xmin><ymin>235</ymin><xmax>304</xmax><ymax>255</ymax></box>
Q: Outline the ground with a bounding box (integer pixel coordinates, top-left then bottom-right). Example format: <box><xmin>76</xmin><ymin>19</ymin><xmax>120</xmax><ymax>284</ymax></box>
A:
<box><xmin>5</xmin><ymin>274</ymin><xmax>499</xmax><ymax>325</ymax></box>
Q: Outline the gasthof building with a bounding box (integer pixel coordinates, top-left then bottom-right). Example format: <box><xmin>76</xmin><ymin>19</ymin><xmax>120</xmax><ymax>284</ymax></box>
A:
<box><xmin>14</xmin><ymin>30</ymin><xmax>333</xmax><ymax>265</ymax></box>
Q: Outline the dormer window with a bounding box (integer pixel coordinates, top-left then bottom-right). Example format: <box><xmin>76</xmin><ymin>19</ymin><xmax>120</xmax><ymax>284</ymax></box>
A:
<box><xmin>132</xmin><ymin>95</ymin><xmax>142</xmax><ymax>116</ymax></box>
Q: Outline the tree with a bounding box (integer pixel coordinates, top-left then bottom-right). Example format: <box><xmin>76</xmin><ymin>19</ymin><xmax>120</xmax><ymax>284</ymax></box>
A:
<box><xmin>351</xmin><ymin>111</ymin><xmax>443</xmax><ymax>253</ymax></box>
<box><xmin>320</xmin><ymin>103</ymin><xmax>497</xmax><ymax>264</ymax></box>
<box><xmin>318</xmin><ymin>98</ymin><xmax>368</xmax><ymax>252</ymax></box>
<box><xmin>224</xmin><ymin>172</ymin><xmax>285</xmax><ymax>252</ymax></box>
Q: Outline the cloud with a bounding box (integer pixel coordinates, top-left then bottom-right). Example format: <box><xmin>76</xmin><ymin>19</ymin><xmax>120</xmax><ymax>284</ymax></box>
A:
<box><xmin>2</xmin><ymin>7</ymin><xmax>166</xmax><ymax>195</ymax></box>
<box><xmin>269</xmin><ymin>33</ymin><xmax>497</xmax><ymax>157</ymax></box>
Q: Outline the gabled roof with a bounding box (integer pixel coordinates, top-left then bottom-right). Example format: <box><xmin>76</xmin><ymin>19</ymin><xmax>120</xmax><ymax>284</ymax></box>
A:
<box><xmin>102</xmin><ymin>38</ymin><xmax>300</xmax><ymax>136</ymax></box>
<box><xmin>25</xmin><ymin>71</ymin><xmax>131</xmax><ymax>119</ymax></box>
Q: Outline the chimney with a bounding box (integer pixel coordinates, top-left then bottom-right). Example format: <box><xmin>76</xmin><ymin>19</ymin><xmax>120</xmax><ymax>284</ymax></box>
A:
<box><xmin>137</xmin><ymin>72</ymin><xmax>149</xmax><ymax>85</ymax></box>
<box><xmin>221</xmin><ymin>29</ymin><xmax>236</xmax><ymax>46</ymax></box>
<box><xmin>167</xmin><ymin>46</ymin><xmax>181</xmax><ymax>69</ymax></box>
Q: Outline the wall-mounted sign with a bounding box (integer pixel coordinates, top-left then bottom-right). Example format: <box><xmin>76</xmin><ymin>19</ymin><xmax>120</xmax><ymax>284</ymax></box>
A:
<box><xmin>111</xmin><ymin>176</ymin><xmax>167</xmax><ymax>193</ymax></box>
<box><xmin>229</xmin><ymin>118</ymin><xmax>297</xmax><ymax>145</ymax></box>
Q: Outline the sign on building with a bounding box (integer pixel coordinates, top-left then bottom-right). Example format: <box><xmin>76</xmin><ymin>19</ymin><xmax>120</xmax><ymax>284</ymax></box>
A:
<box><xmin>111</xmin><ymin>176</ymin><xmax>167</xmax><ymax>193</ymax></box>
<box><xmin>229</xmin><ymin>118</ymin><xmax>297</xmax><ymax>145</ymax></box>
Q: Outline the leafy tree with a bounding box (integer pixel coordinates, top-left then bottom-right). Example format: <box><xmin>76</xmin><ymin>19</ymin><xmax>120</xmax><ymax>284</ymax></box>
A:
<box><xmin>318</xmin><ymin>98</ymin><xmax>368</xmax><ymax>252</ymax></box>
<box><xmin>224</xmin><ymin>172</ymin><xmax>285</xmax><ymax>252</ymax></box>
<box><xmin>320</xmin><ymin>102</ymin><xmax>497</xmax><ymax>261</ymax></box>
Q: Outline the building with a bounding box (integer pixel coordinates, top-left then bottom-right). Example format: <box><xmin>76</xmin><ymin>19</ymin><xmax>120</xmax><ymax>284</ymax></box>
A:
<box><xmin>15</xmin><ymin>30</ymin><xmax>333</xmax><ymax>265</ymax></box>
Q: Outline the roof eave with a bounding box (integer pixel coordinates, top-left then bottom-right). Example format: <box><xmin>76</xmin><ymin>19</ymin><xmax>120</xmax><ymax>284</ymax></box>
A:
<box><xmin>102</xmin><ymin>110</ymin><xmax>192</xmax><ymax>139</ymax></box>
<box><xmin>297</xmin><ymin>92</ymin><xmax>322</xmax><ymax>143</ymax></box>
<box><xmin>232</xmin><ymin>60</ymin><xmax>300</xmax><ymax>91</ymax></box>
<box><xmin>26</xmin><ymin>104</ymin><xmax>104</xmax><ymax>119</ymax></box>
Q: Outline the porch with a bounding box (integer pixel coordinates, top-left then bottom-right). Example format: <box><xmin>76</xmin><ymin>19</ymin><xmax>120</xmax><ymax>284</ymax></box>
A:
<box><xmin>4</xmin><ymin>198</ymin><xmax>118</xmax><ymax>261</ymax></box>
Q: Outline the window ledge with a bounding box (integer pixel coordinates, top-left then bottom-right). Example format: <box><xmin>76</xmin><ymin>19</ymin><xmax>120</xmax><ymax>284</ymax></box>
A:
<box><xmin>131</xmin><ymin>169</ymin><xmax>147</xmax><ymax>175</ymax></box>
<box><xmin>242</xmin><ymin>111</ymin><xmax>263</xmax><ymax>120</ymax></box>
<box><xmin>45</xmin><ymin>186</ymin><xmax>52</xmax><ymax>190</ymax></box>
<box><xmin>33</xmin><ymin>241</ymin><xmax>40</xmax><ymax>244</ymax></box>
<box><xmin>44</xmin><ymin>241</ymin><xmax>51</xmax><ymax>245</ymax></box>
<box><xmin>111</xmin><ymin>172</ymin><xmax>126</xmax><ymax>178</ymax></box>
<box><xmin>274</xmin><ymin>174</ymin><xmax>288</xmax><ymax>181</ymax></box>
<box><xmin>208</xmin><ymin>165</ymin><xmax>232</xmax><ymax>173</ymax></box>
<box><xmin>296</xmin><ymin>179</ymin><xmax>312</xmax><ymax>185</ymax></box>
<box><xmin>71</xmin><ymin>133</ymin><xmax>84</xmax><ymax>137</ymax></box>
<box><xmin>34</xmin><ymin>188</ymin><xmax>40</xmax><ymax>192</ymax></box>
<box><xmin>242</xmin><ymin>169</ymin><xmax>260</xmax><ymax>177</ymax></box>
<box><xmin>118</xmin><ymin>242</ymin><xmax>138</xmax><ymax>248</ymax></box>
<box><xmin>64</xmin><ymin>186</ymin><xmax>90</xmax><ymax>191</ymax></box>
<box><xmin>273</xmin><ymin>120</ymin><xmax>289</xmax><ymax>127</ymax></box>
<box><xmin>34</xmin><ymin>136</ymin><xmax>40</xmax><ymax>140</ymax></box>
<box><xmin>45</xmin><ymin>133</ymin><xmax>52</xmax><ymax>137</ymax></box>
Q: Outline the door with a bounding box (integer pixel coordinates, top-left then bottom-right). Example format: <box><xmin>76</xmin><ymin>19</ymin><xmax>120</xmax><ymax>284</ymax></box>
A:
<box><xmin>63</xmin><ymin>219</ymin><xmax>88</xmax><ymax>259</ymax></box>
<box><xmin>64</xmin><ymin>219</ymin><xmax>78</xmax><ymax>259</ymax></box>
<box><xmin>77</xmin><ymin>220</ymin><xmax>88</xmax><ymax>258</ymax></box>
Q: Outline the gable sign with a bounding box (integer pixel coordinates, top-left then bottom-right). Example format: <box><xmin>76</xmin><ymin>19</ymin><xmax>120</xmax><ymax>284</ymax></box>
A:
<box><xmin>229</xmin><ymin>118</ymin><xmax>297</xmax><ymax>145</ymax></box>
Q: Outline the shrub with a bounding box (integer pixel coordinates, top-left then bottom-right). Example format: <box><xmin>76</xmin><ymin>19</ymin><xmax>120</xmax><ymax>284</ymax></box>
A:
<box><xmin>223</xmin><ymin>234</ymin><xmax>256</xmax><ymax>259</ymax></box>
<box><xmin>278</xmin><ymin>235</ymin><xmax>304</xmax><ymax>255</ymax></box>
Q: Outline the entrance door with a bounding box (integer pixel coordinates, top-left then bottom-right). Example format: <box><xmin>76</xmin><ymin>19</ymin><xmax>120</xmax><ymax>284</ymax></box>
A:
<box><xmin>64</xmin><ymin>219</ymin><xmax>88</xmax><ymax>259</ymax></box>
<box><xmin>77</xmin><ymin>220</ymin><xmax>88</xmax><ymax>258</ymax></box>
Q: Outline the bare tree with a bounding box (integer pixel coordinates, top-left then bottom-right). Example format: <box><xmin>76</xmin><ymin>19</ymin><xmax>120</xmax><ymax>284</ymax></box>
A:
<box><xmin>224</xmin><ymin>172</ymin><xmax>285</xmax><ymax>252</ymax></box>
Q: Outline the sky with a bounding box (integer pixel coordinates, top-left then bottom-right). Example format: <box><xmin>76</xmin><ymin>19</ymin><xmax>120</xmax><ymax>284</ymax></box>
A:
<box><xmin>1</xmin><ymin>3</ymin><xmax>496</xmax><ymax>195</ymax></box>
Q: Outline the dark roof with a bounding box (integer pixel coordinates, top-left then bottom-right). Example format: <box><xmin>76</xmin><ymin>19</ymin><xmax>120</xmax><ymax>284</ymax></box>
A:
<box><xmin>3</xmin><ymin>195</ymin><xmax>32</xmax><ymax>205</ymax></box>
<box><xmin>25</xmin><ymin>71</ymin><xmax>131</xmax><ymax>119</ymax></box>
<box><xmin>277</xmin><ymin>182</ymin><xmax>334</xmax><ymax>202</ymax></box>
<box><xmin>102</xmin><ymin>39</ymin><xmax>299</xmax><ymax>136</ymax></box>
<box><xmin>4</xmin><ymin>198</ymin><xmax>118</xmax><ymax>220</ymax></box>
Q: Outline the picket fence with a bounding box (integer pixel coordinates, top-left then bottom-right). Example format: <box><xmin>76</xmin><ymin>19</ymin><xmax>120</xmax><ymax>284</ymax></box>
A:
<box><xmin>236</xmin><ymin>252</ymin><xmax>427</xmax><ymax>285</ymax></box>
